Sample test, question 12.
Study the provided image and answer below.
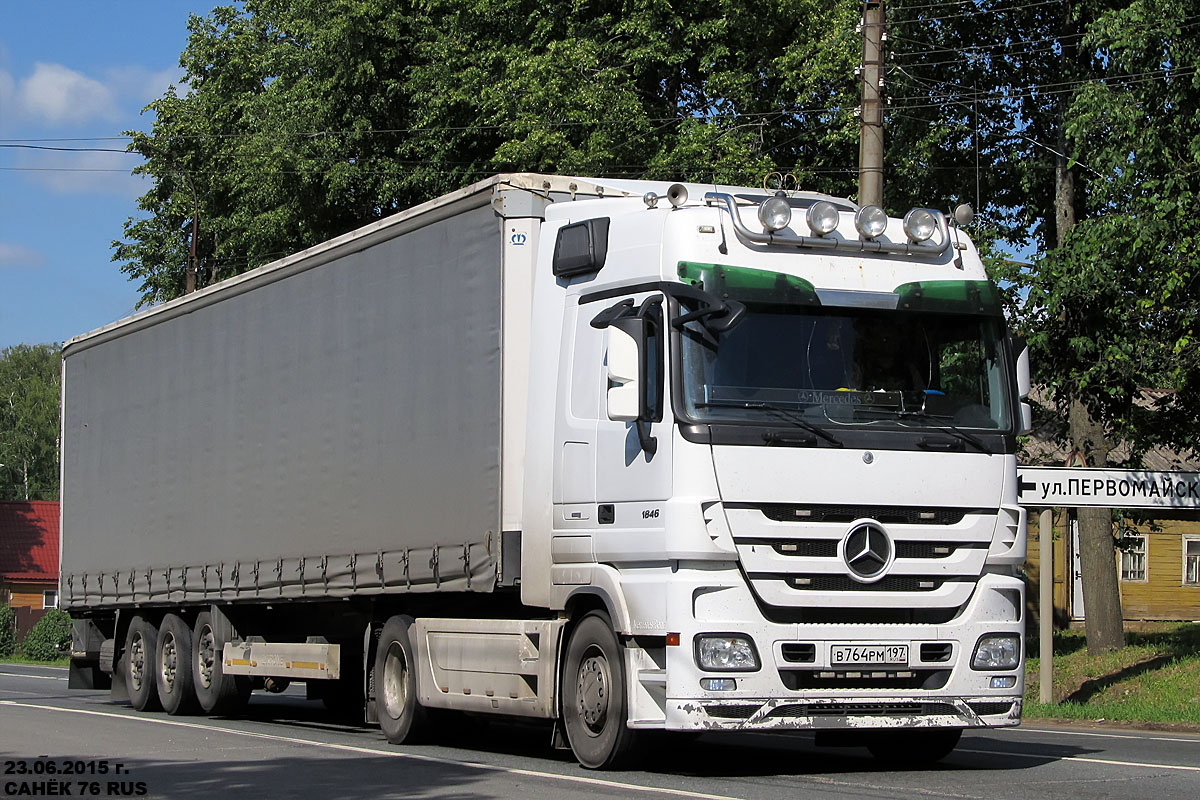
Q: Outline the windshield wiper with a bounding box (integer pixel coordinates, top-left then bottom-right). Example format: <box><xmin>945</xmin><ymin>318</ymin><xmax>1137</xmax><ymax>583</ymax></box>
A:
<box><xmin>895</xmin><ymin>410</ymin><xmax>994</xmax><ymax>455</ymax></box>
<box><xmin>697</xmin><ymin>399</ymin><xmax>843</xmax><ymax>447</ymax></box>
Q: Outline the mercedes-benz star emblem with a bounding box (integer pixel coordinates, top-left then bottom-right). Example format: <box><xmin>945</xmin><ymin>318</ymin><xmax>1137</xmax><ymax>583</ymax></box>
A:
<box><xmin>842</xmin><ymin>522</ymin><xmax>893</xmax><ymax>582</ymax></box>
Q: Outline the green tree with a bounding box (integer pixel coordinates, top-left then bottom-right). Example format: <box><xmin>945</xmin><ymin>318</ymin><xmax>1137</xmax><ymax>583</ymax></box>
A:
<box><xmin>114</xmin><ymin>0</ymin><xmax>868</xmax><ymax>306</ymax></box>
<box><xmin>0</xmin><ymin>344</ymin><xmax>61</xmax><ymax>502</ymax></box>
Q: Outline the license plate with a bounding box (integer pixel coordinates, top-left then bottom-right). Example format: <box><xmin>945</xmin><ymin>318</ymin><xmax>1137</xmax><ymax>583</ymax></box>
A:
<box><xmin>830</xmin><ymin>644</ymin><xmax>909</xmax><ymax>666</ymax></box>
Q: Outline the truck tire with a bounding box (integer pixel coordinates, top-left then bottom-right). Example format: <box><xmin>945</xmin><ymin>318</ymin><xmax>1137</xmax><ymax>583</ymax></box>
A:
<box><xmin>560</xmin><ymin>611</ymin><xmax>639</xmax><ymax>769</ymax></box>
<box><xmin>124</xmin><ymin>616</ymin><xmax>161</xmax><ymax>712</ymax></box>
<box><xmin>155</xmin><ymin>614</ymin><xmax>199</xmax><ymax>715</ymax></box>
<box><xmin>865</xmin><ymin>728</ymin><xmax>962</xmax><ymax>765</ymax></box>
<box><xmin>375</xmin><ymin>615</ymin><xmax>430</xmax><ymax>744</ymax></box>
<box><xmin>192</xmin><ymin>611</ymin><xmax>251</xmax><ymax>716</ymax></box>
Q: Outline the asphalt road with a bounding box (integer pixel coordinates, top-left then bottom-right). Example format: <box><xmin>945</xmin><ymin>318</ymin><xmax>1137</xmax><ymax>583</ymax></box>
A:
<box><xmin>2</xmin><ymin>663</ymin><xmax>1198</xmax><ymax>800</ymax></box>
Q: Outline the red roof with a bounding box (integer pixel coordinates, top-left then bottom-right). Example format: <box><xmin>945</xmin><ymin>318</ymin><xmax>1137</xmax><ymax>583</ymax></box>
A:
<box><xmin>0</xmin><ymin>501</ymin><xmax>59</xmax><ymax>583</ymax></box>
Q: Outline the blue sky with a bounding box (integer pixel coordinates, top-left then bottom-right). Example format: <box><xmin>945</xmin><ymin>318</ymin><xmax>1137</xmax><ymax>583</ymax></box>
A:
<box><xmin>0</xmin><ymin>2</ymin><xmax>209</xmax><ymax>349</ymax></box>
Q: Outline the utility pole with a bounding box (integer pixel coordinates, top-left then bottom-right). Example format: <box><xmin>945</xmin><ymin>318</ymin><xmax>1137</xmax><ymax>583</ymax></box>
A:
<box><xmin>858</xmin><ymin>0</ymin><xmax>886</xmax><ymax>208</ymax></box>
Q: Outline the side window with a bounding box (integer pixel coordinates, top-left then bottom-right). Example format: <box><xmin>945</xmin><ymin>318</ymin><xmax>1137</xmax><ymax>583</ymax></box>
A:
<box><xmin>1184</xmin><ymin>536</ymin><xmax>1200</xmax><ymax>586</ymax></box>
<box><xmin>644</xmin><ymin>300</ymin><xmax>664</xmax><ymax>423</ymax></box>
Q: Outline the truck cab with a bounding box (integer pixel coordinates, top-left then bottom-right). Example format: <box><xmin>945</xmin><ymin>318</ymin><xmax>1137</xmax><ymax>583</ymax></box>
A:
<box><xmin>522</xmin><ymin>182</ymin><xmax>1028</xmax><ymax>766</ymax></box>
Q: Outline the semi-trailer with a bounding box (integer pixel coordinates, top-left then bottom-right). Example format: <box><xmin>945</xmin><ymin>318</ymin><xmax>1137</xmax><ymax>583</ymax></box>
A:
<box><xmin>63</xmin><ymin>173</ymin><xmax>1030</xmax><ymax>768</ymax></box>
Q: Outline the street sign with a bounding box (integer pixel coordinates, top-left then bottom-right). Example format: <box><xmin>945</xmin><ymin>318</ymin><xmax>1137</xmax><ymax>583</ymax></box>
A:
<box><xmin>1016</xmin><ymin>465</ymin><xmax>1200</xmax><ymax>508</ymax></box>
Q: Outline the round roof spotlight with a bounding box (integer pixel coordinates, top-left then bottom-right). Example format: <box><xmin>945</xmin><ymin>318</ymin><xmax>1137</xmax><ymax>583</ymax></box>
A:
<box><xmin>806</xmin><ymin>200</ymin><xmax>840</xmax><ymax>236</ymax></box>
<box><xmin>854</xmin><ymin>205</ymin><xmax>888</xmax><ymax>239</ymax></box>
<box><xmin>954</xmin><ymin>203</ymin><xmax>975</xmax><ymax>226</ymax></box>
<box><xmin>758</xmin><ymin>196</ymin><xmax>793</xmax><ymax>232</ymax></box>
<box><xmin>643</xmin><ymin>192</ymin><xmax>660</xmax><ymax>209</ymax></box>
<box><xmin>903</xmin><ymin>208</ymin><xmax>937</xmax><ymax>243</ymax></box>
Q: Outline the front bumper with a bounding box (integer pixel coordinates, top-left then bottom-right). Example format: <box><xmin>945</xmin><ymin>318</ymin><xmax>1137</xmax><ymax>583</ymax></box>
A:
<box><xmin>634</xmin><ymin>566</ymin><xmax>1025</xmax><ymax>732</ymax></box>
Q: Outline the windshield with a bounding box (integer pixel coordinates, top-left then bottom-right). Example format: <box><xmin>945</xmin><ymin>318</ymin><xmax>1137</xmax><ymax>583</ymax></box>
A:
<box><xmin>679</xmin><ymin>302</ymin><xmax>1013</xmax><ymax>432</ymax></box>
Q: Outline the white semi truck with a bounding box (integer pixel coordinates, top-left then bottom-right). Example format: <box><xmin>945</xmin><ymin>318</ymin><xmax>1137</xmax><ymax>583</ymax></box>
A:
<box><xmin>63</xmin><ymin>174</ymin><xmax>1031</xmax><ymax>769</ymax></box>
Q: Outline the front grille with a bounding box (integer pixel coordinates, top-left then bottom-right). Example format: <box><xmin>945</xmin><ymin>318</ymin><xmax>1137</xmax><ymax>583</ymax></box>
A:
<box><xmin>768</xmin><ymin>701</ymin><xmax>960</xmax><ymax>718</ymax></box>
<box><xmin>920</xmin><ymin>643</ymin><xmax>954</xmax><ymax>662</ymax></box>
<box><xmin>781</xmin><ymin>669</ymin><xmax>950</xmax><ymax>691</ymax></box>
<box><xmin>704</xmin><ymin>704</ymin><xmax>760</xmax><ymax>719</ymax></box>
<box><xmin>968</xmin><ymin>701</ymin><xmax>1015</xmax><ymax>717</ymax></box>
<box><xmin>781</xmin><ymin>643</ymin><xmax>816</xmax><ymax>663</ymax></box>
<box><xmin>754</xmin><ymin>504</ymin><xmax>985</xmax><ymax>526</ymax></box>
<box><xmin>759</xmin><ymin>606</ymin><xmax>963</xmax><ymax>625</ymax></box>
<box><xmin>786</xmin><ymin>575</ymin><xmax>951</xmax><ymax>592</ymax></box>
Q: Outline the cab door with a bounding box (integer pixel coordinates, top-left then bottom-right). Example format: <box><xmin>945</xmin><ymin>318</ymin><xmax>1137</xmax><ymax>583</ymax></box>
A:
<box><xmin>590</xmin><ymin>291</ymin><xmax>672</xmax><ymax>562</ymax></box>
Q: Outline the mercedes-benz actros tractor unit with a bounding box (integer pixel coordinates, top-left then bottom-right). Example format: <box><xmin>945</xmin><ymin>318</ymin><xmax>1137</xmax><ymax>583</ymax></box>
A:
<box><xmin>63</xmin><ymin>174</ymin><xmax>1031</xmax><ymax>769</ymax></box>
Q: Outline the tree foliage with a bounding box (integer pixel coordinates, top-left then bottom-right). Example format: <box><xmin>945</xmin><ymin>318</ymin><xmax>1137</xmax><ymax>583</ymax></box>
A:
<box><xmin>0</xmin><ymin>605</ymin><xmax>16</xmax><ymax>658</ymax></box>
<box><xmin>116</xmin><ymin>0</ymin><xmax>879</xmax><ymax>305</ymax></box>
<box><xmin>19</xmin><ymin>610</ymin><xmax>72</xmax><ymax>662</ymax></box>
<box><xmin>0</xmin><ymin>344</ymin><xmax>60</xmax><ymax>502</ymax></box>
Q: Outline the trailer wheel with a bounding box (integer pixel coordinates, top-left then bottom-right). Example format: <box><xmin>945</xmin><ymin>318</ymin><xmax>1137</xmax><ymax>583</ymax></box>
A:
<box><xmin>155</xmin><ymin>614</ymin><xmax>199</xmax><ymax>715</ymax></box>
<box><xmin>124</xmin><ymin>616</ymin><xmax>161</xmax><ymax>712</ymax></box>
<box><xmin>865</xmin><ymin>728</ymin><xmax>962</xmax><ymax>765</ymax></box>
<box><xmin>560</xmin><ymin>611</ymin><xmax>639</xmax><ymax>769</ymax></box>
<box><xmin>192</xmin><ymin>611</ymin><xmax>251</xmax><ymax>716</ymax></box>
<box><xmin>375</xmin><ymin>615</ymin><xmax>429</xmax><ymax>744</ymax></box>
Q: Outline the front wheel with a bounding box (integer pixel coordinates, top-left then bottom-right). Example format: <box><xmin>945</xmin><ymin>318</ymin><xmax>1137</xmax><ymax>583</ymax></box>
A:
<box><xmin>865</xmin><ymin>728</ymin><xmax>962</xmax><ymax>766</ymax></box>
<box><xmin>560</xmin><ymin>612</ymin><xmax>639</xmax><ymax>769</ymax></box>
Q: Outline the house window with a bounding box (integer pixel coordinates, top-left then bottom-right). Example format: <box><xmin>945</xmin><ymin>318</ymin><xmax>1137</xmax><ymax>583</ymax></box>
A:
<box><xmin>43</xmin><ymin>590</ymin><xmax>58</xmax><ymax>609</ymax></box>
<box><xmin>1185</xmin><ymin>536</ymin><xmax>1200</xmax><ymax>586</ymax></box>
<box><xmin>1120</xmin><ymin>534</ymin><xmax>1147</xmax><ymax>582</ymax></box>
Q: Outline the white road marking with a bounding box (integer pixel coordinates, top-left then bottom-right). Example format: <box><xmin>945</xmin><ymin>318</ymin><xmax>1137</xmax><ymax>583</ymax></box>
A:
<box><xmin>956</xmin><ymin>748</ymin><xmax>1200</xmax><ymax>773</ymax></box>
<box><xmin>1004</xmin><ymin>725</ymin><xmax>1200</xmax><ymax>745</ymax></box>
<box><xmin>0</xmin><ymin>700</ymin><xmax>747</xmax><ymax>800</ymax></box>
<box><xmin>0</xmin><ymin>672</ymin><xmax>66</xmax><ymax>681</ymax></box>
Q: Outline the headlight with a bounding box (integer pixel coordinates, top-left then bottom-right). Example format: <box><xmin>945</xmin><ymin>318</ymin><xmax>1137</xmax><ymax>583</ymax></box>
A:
<box><xmin>695</xmin><ymin>634</ymin><xmax>760</xmax><ymax>671</ymax></box>
<box><xmin>758</xmin><ymin>197</ymin><xmax>793</xmax><ymax>232</ymax></box>
<box><xmin>854</xmin><ymin>204</ymin><xmax>888</xmax><ymax>238</ymax></box>
<box><xmin>972</xmin><ymin>634</ymin><xmax>1021</xmax><ymax>670</ymax></box>
<box><xmin>902</xmin><ymin>208</ymin><xmax>937</xmax><ymax>242</ymax></box>
<box><xmin>806</xmin><ymin>201</ymin><xmax>840</xmax><ymax>236</ymax></box>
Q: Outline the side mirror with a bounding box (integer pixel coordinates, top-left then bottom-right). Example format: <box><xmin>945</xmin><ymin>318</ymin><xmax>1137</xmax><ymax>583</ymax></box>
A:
<box><xmin>1019</xmin><ymin>401</ymin><xmax>1033</xmax><ymax>436</ymax></box>
<box><xmin>606</xmin><ymin>318</ymin><xmax>644</xmax><ymax>422</ymax></box>
<box><xmin>1011</xmin><ymin>334</ymin><xmax>1031</xmax><ymax>399</ymax></box>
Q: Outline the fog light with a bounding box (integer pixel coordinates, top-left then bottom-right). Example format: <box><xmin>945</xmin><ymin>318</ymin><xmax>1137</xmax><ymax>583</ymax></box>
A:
<box><xmin>696</xmin><ymin>635</ymin><xmax>760</xmax><ymax>671</ymax></box>
<box><xmin>990</xmin><ymin>675</ymin><xmax>1017</xmax><ymax>689</ymax></box>
<box><xmin>758</xmin><ymin>197</ymin><xmax>793</xmax><ymax>232</ymax></box>
<box><xmin>972</xmin><ymin>634</ymin><xmax>1020</xmax><ymax>670</ymax></box>
<box><xmin>701</xmin><ymin>678</ymin><xmax>737</xmax><ymax>691</ymax></box>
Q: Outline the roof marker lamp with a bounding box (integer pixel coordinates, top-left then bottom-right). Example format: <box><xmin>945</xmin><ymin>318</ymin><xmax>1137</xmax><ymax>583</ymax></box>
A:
<box><xmin>758</xmin><ymin>196</ymin><xmax>792</xmax><ymax>233</ymax></box>
<box><xmin>806</xmin><ymin>201</ymin><xmax>840</xmax><ymax>236</ymax></box>
<box><xmin>855</xmin><ymin>205</ymin><xmax>888</xmax><ymax>239</ymax></box>
<box><xmin>903</xmin><ymin>208</ymin><xmax>937</xmax><ymax>243</ymax></box>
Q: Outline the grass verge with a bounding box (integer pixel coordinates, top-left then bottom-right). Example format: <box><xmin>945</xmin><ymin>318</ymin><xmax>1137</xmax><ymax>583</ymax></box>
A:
<box><xmin>1024</xmin><ymin>622</ymin><xmax>1200</xmax><ymax>727</ymax></box>
<box><xmin>0</xmin><ymin>655</ymin><xmax>69</xmax><ymax>668</ymax></box>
